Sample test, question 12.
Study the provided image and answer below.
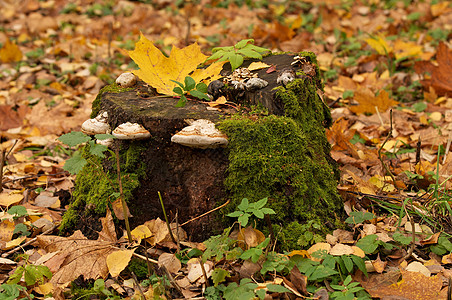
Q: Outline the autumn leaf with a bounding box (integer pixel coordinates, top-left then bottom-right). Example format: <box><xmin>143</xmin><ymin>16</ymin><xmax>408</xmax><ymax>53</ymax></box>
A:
<box><xmin>0</xmin><ymin>38</ymin><xmax>22</xmax><ymax>63</ymax></box>
<box><xmin>365</xmin><ymin>34</ymin><xmax>392</xmax><ymax>55</ymax></box>
<box><xmin>107</xmin><ymin>249</ymin><xmax>135</xmax><ymax>277</ymax></box>
<box><xmin>37</xmin><ymin>210</ymin><xmax>119</xmax><ymax>288</ymax></box>
<box><xmin>128</xmin><ymin>32</ymin><xmax>225</xmax><ymax>95</ymax></box>
<box><xmin>414</xmin><ymin>42</ymin><xmax>452</xmax><ymax>96</ymax></box>
<box><xmin>350</xmin><ymin>88</ymin><xmax>398</xmax><ymax>115</ymax></box>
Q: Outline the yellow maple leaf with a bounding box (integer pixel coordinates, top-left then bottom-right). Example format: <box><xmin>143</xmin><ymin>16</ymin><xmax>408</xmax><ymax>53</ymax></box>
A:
<box><xmin>393</xmin><ymin>40</ymin><xmax>423</xmax><ymax>60</ymax></box>
<box><xmin>128</xmin><ymin>32</ymin><xmax>225</xmax><ymax>95</ymax></box>
<box><xmin>0</xmin><ymin>38</ymin><xmax>22</xmax><ymax>63</ymax></box>
<box><xmin>365</xmin><ymin>34</ymin><xmax>392</xmax><ymax>55</ymax></box>
<box><xmin>350</xmin><ymin>88</ymin><xmax>398</xmax><ymax>115</ymax></box>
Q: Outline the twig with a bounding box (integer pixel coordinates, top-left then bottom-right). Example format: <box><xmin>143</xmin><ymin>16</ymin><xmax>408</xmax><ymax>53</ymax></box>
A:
<box><xmin>131</xmin><ymin>271</ymin><xmax>146</xmax><ymax>300</ymax></box>
<box><xmin>180</xmin><ymin>200</ymin><xmax>230</xmax><ymax>227</ymax></box>
<box><xmin>115</xmin><ymin>147</ymin><xmax>132</xmax><ymax>243</ymax></box>
<box><xmin>375</xmin><ymin>106</ymin><xmax>384</xmax><ymax>127</ymax></box>
<box><xmin>2</xmin><ymin>225</ymin><xmax>57</xmax><ymax>258</ymax></box>
<box><xmin>443</xmin><ymin>131</ymin><xmax>452</xmax><ymax>165</ymax></box>
<box><xmin>175</xmin><ymin>210</ymin><xmax>180</xmax><ymax>253</ymax></box>
<box><xmin>403</xmin><ymin>201</ymin><xmax>416</xmax><ymax>261</ymax></box>
<box><xmin>415</xmin><ymin>137</ymin><xmax>421</xmax><ymax>167</ymax></box>
<box><xmin>377</xmin><ymin>109</ymin><xmax>397</xmax><ymax>189</ymax></box>
<box><xmin>161</xmin><ymin>264</ymin><xmax>184</xmax><ymax>296</ymax></box>
<box><xmin>198</xmin><ymin>257</ymin><xmax>210</xmax><ymax>287</ymax></box>
<box><xmin>158</xmin><ymin>191</ymin><xmax>177</xmax><ymax>245</ymax></box>
<box><xmin>0</xmin><ymin>148</ymin><xmax>5</xmax><ymax>193</ymax></box>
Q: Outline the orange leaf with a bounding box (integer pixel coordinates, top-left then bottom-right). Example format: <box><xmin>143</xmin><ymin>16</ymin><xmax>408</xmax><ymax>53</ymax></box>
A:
<box><xmin>349</xmin><ymin>88</ymin><xmax>398</xmax><ymax>115</ymax></box>
<box><xmin>0</xmin><ymin>38</ymin><xmax>22</xmax><ymax>63</ymax></box>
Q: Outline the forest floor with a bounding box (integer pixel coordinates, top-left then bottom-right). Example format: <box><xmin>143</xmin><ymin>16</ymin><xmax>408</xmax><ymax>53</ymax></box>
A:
<box><xmin>0</xmin><ymin>0</ymin><xmax>452</xmax><ymax>299</ymax></box>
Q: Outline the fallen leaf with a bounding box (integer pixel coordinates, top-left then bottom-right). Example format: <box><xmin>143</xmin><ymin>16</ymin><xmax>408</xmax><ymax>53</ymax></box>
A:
<box><xmin>248</xmin><ymin>61</ymin><xmax>270</xmax><ymax>71</ymax></box>
<box><xmin>0</xmin><ymin>192</ymin><xmax>23</xmax><ymax>207</ymax></box>
<box><xmin>329</xmin><ymin>243</ymin><xmax>354</xmax><ymax>256</ymax></box>
<box><xmin>350</xmin><ymin>88</ymin><xmax>398</xmax><ymax>115</ymax></box>
<box><xmin>372</xmin><ymin>254</ymin><xmax>387</xmax><ymax>273</ymax></box>
<box><xmin>0</xmin><ymin>38</ymin><xmax>22</xmax><ymax>63</ymax></box>
<box><xmin>307</xmin><ymin>243</ymin><xmax>331</xmax><ymax>261</ymax></box>
<box><xmin>405</xmin><ymin>261</ymin><xmax>431</xmax><ymax>277</ymax></box>
<box><xmin>128</xmin><ymin>32</ymin><xmax>224</xmax><ymax>95</ymax></box>
<box><xmin>415</xmin><ymin>42</ymin><xmax>452</xmax><ymax>96</ymax></box>
<box><xmin>365</xmin><ymin>34</ymin><xmax>392</xmax><ymax>55</ymax></box>
<box><xmin>107</xmin><ymin>249</ymin><xmax>135</xmax><ymax>277</ymax></box>
<box><xmin>158</xmin><ymin>252</ymin><xmax>181</xmax><ymax>274</ymax></box>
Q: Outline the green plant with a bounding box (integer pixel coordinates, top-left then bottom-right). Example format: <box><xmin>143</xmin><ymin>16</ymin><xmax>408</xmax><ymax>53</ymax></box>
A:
<box><xmin>226</xmin><ymin>197</ymin><xmax>275</xmax><ymax>227</ymax></box>
<box><xmin>1</xmin><ymin>256</ymin><xmax>53</xmax><ymax>299</ymax></box>
<box><xmin>171</xmin><ymin>76</ymin><xmax>210</xmax><ymax>107</ymax></box>
<box><xmin>57</xmin><ymin>132</ymin><xmax>114</xmax><ymax>174</ymax></box>
<box><xmin>345</xmin><ymin>211</ymin><xmax>376</xmax><ymax>225</ymax></box>
<box><xmin>330</xmin><ymin>275</ymin><xmax>368</xmax><ymax>300</ymax></box>
<box><xmin>206</xmin><ymin>39</ymin><xmax>270</xmax><ymax>71</ymax></box>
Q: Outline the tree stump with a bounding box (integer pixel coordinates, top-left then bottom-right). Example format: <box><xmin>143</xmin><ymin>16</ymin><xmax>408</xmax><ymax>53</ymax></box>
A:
<box><xmin>63</xmin><ymin>53</ymin><xmax>344</xmax><ymax>248</ymax></box>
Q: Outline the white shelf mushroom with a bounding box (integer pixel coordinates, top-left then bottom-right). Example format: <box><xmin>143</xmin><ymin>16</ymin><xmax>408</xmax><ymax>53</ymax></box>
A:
<box><xmin>81</xmin><ymin>111</ymin><xmax>110</xmax><ymax>135</ymax></box>
<box><xmin>116</xmin><ymin>72</ymin><xmax>137</xmax><ymax>88</ymax></box>
<box><xmin>112</xmin><ymin>122</ymin><xmax>150</xmax><ymax>140</ymax></box>
<box><xmin>171</xmin><ymin>119</ymin><xmax>228</xmax><ymax>149</ymax></box>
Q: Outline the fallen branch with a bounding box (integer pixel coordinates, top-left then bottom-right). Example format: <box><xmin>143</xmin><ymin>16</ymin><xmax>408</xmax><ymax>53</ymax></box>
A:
<box><xmin>180</xmin><ymin>199</ymin><xmax>230</xmax><ymax>227</ymax></box>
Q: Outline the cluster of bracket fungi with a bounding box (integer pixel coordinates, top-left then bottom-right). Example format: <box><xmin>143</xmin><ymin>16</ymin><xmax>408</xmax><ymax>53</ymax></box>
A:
<box><xmin>79</xmin><ymin>54</ymin><xmax>315</xmax><ymax>150</ymax></box>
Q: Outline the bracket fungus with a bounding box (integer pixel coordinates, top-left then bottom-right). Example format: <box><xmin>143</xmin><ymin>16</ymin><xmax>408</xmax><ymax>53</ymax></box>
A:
<box><xmin>116</xmin><ymin>72</ymin><xmax>137</xmax><ymax>88</ymax></box>
<box><xmin>277</xmin><ymin>67</ymin><xmax>296</xmax><ymax>86</ymax></box>
<box><xmin>171</xmin><ymin>119</ymin><xmax>228</xmax><ymax>149</ymax></box>
<box><xmin>81</xmin><ymin>111</ymin><xmax>111</xmax><ymax>135</ymax></box>
<box><xmin>112</xmin><ymin>122</ymin><xmax>150</xmax><ymax>140</ymax></box>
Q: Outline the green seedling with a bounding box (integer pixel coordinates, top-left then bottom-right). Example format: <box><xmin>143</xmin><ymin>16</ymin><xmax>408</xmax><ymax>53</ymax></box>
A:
<box><xmin>171</xmin><ymin>76</ymin><xmax>209</xmax><ymax>107</ymax></box>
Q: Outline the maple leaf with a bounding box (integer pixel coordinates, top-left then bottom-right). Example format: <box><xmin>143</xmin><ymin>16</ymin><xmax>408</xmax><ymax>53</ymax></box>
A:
<box><xmin>128</xmin><ymin>32</ymin><xmax>225</xmax><ymax>95</ymax></box>
<box><xmin>365</xmin><ymin>34</ymin><xmax>392</xmax><ymax>55</ymax></box>
<box><xmin>349</xmin><ymin>88</ymin><xmax>398</xmax><ymax>115</ymax></box>
<box><xmin>0</xmin><ymin>38</ymin><xmax>22</xmax><ymax>63</ymax></box>
<box><xmin>414</xmin><ymin>42</ymin><xmax>452</xmax><ymax>96</ymax></box>
<box><xmin>37</xmin><ymin>210</ymin><xmax>120</xmax><ymax>288</ymax></box>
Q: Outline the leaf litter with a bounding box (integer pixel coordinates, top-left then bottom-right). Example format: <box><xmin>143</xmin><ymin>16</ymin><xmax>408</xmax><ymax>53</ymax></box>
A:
<box><xmin>0</xmin><ymin>0</ymin><xmax>451</xmax><ymax>299</ymax></box>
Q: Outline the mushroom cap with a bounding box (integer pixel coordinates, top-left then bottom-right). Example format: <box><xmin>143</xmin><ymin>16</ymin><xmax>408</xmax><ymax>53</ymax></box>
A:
<box><xmin>171</xmin><ymin>119</ymin><xmax>228</xmax><ymax>149</ymax></box>
<box><xmin>116</xmin><ymin>72</ymin><xmax>137</xmax><ymax>88</ymax></box>
<box><xmin>81</xmin><ymin>116</ymin><xmax>111</xmax><ymax>135</ymax></box>
<box><xmin>245</xmin><ymin>77</ymin><xmax>268</xmax><ymax>90</ymax></box>
<box><xmin>96</xmin><ymin>138</ymin><xmax>114</xmax><ymax>147</ymax></box>
<box><xmin>112</xmin><ymin>122</ymin><xmax>150</xmax><ymax>140</ymax></box>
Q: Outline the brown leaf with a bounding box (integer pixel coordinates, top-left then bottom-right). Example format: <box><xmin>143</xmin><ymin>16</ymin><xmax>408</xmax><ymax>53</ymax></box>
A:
<box><xmin>372</xmin><ymin>254</ymin><xmax>387</xmax><ymax>273</ymax></box>
<box><xmin>0</xmin><ymin>105</ymin><xmax>30</xmax><ymax>131</ymax></box>
<box><xmin>37</xmin><ymin>210</ymin><xmax>118</xmax><ymax>287</ymax></box>
<box><xmin>415</xmin><ymin>42</ymin><xmax>452</xmax><ymax>96</ymax></box>
<box><xmin>289</xmin><ymin>265</ymin><xmax>308</xmax><ymax>295</ymax></box>
<box><xmin>350</xmin><ymin>88</ymin><xmax>398</xmax><ymax>115</ymax></box>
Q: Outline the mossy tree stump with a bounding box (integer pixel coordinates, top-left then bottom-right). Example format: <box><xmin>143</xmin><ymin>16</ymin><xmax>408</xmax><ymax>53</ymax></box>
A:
<box><xmin>64</xmin><ymin>53</ymin><xmax>344</xmax><ymax>248</ymax></box>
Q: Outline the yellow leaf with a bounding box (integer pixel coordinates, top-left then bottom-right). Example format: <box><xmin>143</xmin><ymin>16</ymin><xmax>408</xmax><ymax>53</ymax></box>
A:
<box><xmin>3</xmin><ymin>235</ymin><xmax>26</xmax><ymax>250</ymax></box>
<box><xmin>393</xmin><ymin>40</ymin><xmax>423</xmax><ymax>60</ymax></box>
<box><xmin>350</xmin><ymin>88</ymin><xmax>398</xmax><ymax>115</ymax></box>
<box><xmin>365</xmin><ymin>34</ymin><xmax>392</xmax><ymax>55</ymax></box>
<box><xmin>128</xmin><ymin>32</ymin><xmax>223</xmax><ymax>95</ymax></box>
<box><xmin>208</xmin><ymin>96</ymin><xmax>227</xmax><ymax>107</ymax></box>
<box><xmin>107</xmin><ymin>249</ymin><xmax>135</xmax><ymax>277</ymax></box>
<box><xmin>0</xmin><ymin>192</ymin><xmax>23</xmax><ymax>207</ymax></box>
<box><xmin>0</xmin><ymin>39</ymin><xmax>22</xmax><ymax>63</ymax></box>
<box><xmin>131</xmin><ymin>224</ymin><xmax>152</xmax><ymax>240</ymax></box>
<box><xmin>248</xmin><ymin>61</ymin><xmax>270</xmax><ymax>71</ymax></box>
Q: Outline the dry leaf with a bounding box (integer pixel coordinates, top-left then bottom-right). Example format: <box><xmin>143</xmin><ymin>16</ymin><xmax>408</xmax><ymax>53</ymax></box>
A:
<box><xmin>415</xmin><ymin>42</ymin><xmax>452</xmax><ymax>96</ymax></box>
<box><xmin>329</xmin><ymin>243</ymin><xmax>354</xmax><ymax>256</ymax></box>
<box><xmin>372</xmin><ymin>254</ymin><xmax>387</xmax><ymax>273</ymax></box>
<box><xmin>128</xmin><ymin>32</ymin><xmax>224</xmax><ymax>95</ymax></box>
<box><xmin>0</xmin><ymin>38</ymin><xmax>22</xmax><ymax>63</ymax></box>
<box><xmin>158</xmin><ymin>252</ymin><xmax>181</xmax><ymax>274</ymax></box>
<box><xmin>350</xmin><ymin>88</ymin><xmax>398</xmax><ymax>115</ymax></box>
<box><xmin>107</xmin><ymin>249</ymin><xmax>135</xmax><ymax>277</ymax></box>
<box><xmin>248</xmin><ymin>61</ymin><xmax>270</xmax><ymax>71</ymax></box>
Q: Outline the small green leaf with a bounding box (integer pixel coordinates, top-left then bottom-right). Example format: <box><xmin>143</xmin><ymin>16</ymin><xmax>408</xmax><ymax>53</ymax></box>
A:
<box><xmin>237</xmin><ymin>198</ymin><xmax>249</xmax><ymax>211</ymax></box>
<box><xmin>229</xmin><ymin>54</ymin><xmax>244</xmax><ymax>71</ymax></box>
<box><xmin>196</xmin><ymin>82</ymin><xmax>208</xmax><ymax>93</ymax></box>
<box><xmin>227</xmin><ymin>211</ymin><xmax>243</xmax><ymax>218</ymax></box>
<box><xmin>412</xmin><ymin>101</ymin><xmax>427</xmax><ymax>112</ymax></box>
<box><xmin>88</xmin><ymin>140</ymin><xmax>108</xmax><ymax>158</ymax></box>
<box><xmin>343</xmin><ymin>275</ymin><xmax>353</xmax><ymax>286</ymax></box>
<box><xmin>237</xmin><ymin>48</ymin><xmax>263</xmax><ymax>59</ymax></box>
<box><xmin>356</xmin><ymin>234</ymin><xmax>379</xmax><ymax>254</ymax></box>
<box><xmin>63</xmin><ymin>151</ymin><xmax>87</xmax><ymax>174</ymax></box>
<box><xmin>184</xmin><ymin>76</ymin><xmax>196</xmax><ymax>91</ymax></box>
<box><xmin>260</xmin><ymin>207</ymin><xmax>276</xmax><ymax>215</ymax></box>
<box><xmin>330</xmin><ymin>284</ymin><xmax>346</xmax><ymax>290</ymax></box>
<box><xmin>95</xmin><ymin>133</ymin><xmax>115</xmax><ymax>140</ymax></box>
<box><xmin>342</xmin><ymin>255</ymin><xmax>354</xmax><ymax>273</ymax></box>
<box><xmin>175</xmin><ymin>95</ymin><xmax>187</xmax><ymax>107</ymax></box>
<box><xmin>350</xmin><ymin>255</ymin><xmax>367</xmax><ymax>277</ymax></box>
<box><xmin>7</xmin><ymin>206</ymin><xmax>28</xmax><ymax>217</ymax></box>
<box><xmin>13</xmin><ymin>223</ymin><xmax>30</xmax><ymax>236</ymax></box>
<box><xmin>173</xmin><ymin>86</ymin><xmax>184</xmax><ymax>95</ymax></box>
<box><xmin>58</xmin><ymin>131</ymin><xmax>91</xmax><ymax>147</ymax></box>
<box><xmin>266</xmin><ymin>284</ymin><xmax>291</xmax><ymax>293</ymax></box>
<box><xmin>238</xmin><ymin>214</ymin><xmax>249</xmax><ymax>227</ymax></box>
<box><xmin>235</xmin><ymin>39</ymin><xmax>254</xmax><ymax>49</ymax></box>
<box><xmin>254</xmin><ymin>197</ymin><xmax>268</xmax><ymax>209</ymax></box>
<box><xmin>170</xmin><ymin>79</ymin><xmax>185</xmax><ymax>89</ymax></box>
<box><xmin>253</xmin><ymin>210</ymin><xmax>264</xmax><ymax>219</ymax></box>
<box><xmin>7</xmin><ymin>266</ymin><xmax>25</xmax><ymax>284</ymax></box>
<box><xmin>211</xmin><ymin>268</ymin><xmax>230</xmax><ymax>286</ymax></box>
<box><xmin>190</xmin><ymin>90</ymin><xmax>210</xmax><ymax>101</ymax></box>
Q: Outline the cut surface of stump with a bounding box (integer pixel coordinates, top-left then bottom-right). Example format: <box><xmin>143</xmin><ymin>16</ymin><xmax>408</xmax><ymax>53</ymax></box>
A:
<box><xmin>63</xmin><ymin>53</ymin><xmax>344</xmax><ymax>248</ymax></box>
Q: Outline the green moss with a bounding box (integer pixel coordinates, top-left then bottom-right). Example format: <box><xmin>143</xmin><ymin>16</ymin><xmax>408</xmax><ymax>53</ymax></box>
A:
<box><xmin>60</xmin><ymin>143</ymin><xmax>146</xmax><ymax>233</ymax></box>
<box><xmin>90</xmin><ymin>83</ymin><xmax>133</xmax><ymax>118</ymax></box>
<box><xmin>128</xmin><ymin>258</ymin><xmax>149</xmax><ymax>280</ymax></box>
<box><xmin>218</xmin><ymin>59</ymin><xmax>343</xmax><ymax>250</ymax></box>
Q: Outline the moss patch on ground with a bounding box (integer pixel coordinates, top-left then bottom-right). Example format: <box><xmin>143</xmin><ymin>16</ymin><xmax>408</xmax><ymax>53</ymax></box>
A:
<box><xmin>59</xmin><ymin>143</ymin><xmax>146</xmax><ymax>233</ymax></box>
<box><xmin>219</xmin><ymin>63</ymin><xmax>343</xmax><ymax>250</ymax></box>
